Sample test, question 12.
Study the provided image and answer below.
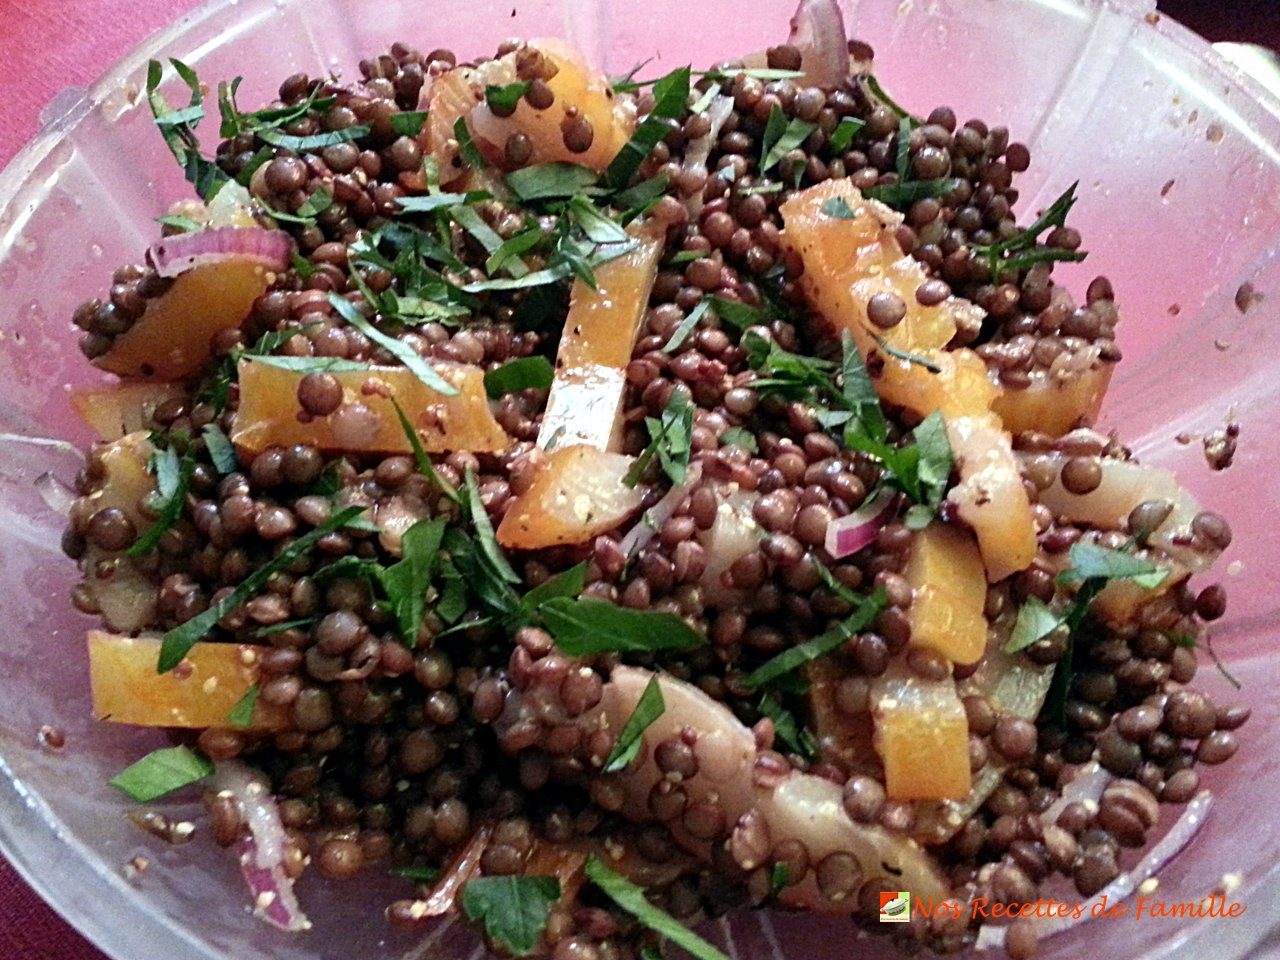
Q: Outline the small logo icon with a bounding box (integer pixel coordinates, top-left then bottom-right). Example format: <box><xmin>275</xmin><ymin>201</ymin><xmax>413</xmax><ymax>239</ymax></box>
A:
<box><xmin>879</xmin><ymin>891</ymin><xmax>911</xmax><ymax>923</ymax></box>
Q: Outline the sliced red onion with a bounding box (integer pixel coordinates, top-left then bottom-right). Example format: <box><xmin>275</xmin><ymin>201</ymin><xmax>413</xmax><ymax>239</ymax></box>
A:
<box><xmin>788</xmin><ymin>0</ymin><xmax>851</xmax><ymax>88</ymax></box>
<box><xmin>148</xmin><ymin>227</ymin><xmax>292</xmax><ymax>279</ymax></box>
<box><xmin>34</xmin><ymin>472</ymin><xmax>75</xmax><ymax>516</ymax></box>
<box><xmin>824</xmin><ymin>487</ymin><xmax>896</xmax><ymax>559</ymax></box>
<box><xmin>977</xmin><ymin>790</ymin><xmax>1214</xmax><ymax>949</ymax></box>
<box><xmin>213</xmin><ymin>762</ymin><xmax>311</xmax><ymax>932</ymax></box>
<box><xmin>1040</xmin><ymin>761</ymin><xmax>1112</xmax><ymax>827</ymax></box>
<box><xmin>620</xmin><ymin>463</ymin><xmax>702</xmax><ymax>557</ymax></box>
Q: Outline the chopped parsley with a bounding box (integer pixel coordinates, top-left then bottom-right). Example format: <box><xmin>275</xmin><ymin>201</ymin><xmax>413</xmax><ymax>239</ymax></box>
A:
<box><xmin>744</xmin><ymin>587</ymin><xmax>887</xmax><ymax>689</ymax></box>
<box><xmin>144</xmin><ymin>59</ymin><xmax>228</xmax><ymax>200</ymax></box>
<box><xmin>603</xmin><ymin>674</ymin><xmax>665</xmax><ymax>772</ymax></box>
<box><xmin>758</xmin><ymin>694</ymin><xmax>819</xmax><ymax>761</ymax></box>
<box><xmin>585</xmin><ymin>857</ymin><xmax>731</xmax><ymax>960</ymax></box>
<box><xmin>760</xmin><ymin>104</ymin><xmax>817</xmax><ymax>175</ymax></box>
<box><xmin>462</xmin><ymin>875</ymin><xmax>560</xmax><ymax>956</ymax></box>
<box><xmin>484</xmin><ymin>355</ymin><xmax>555</xmax><ymax>397</ymax></box>
<box><xmin>625</xmin><ymin>389</ymin><xmax>693</xmax><ymax>486</ymax></box>
<box><xmin>128</xmin><ymin>444</ymin><xmax>194</xmax><ymax>557</ymax></box>
<box><xmin>603</xmin><ymin>66</ymin><xmax>691</xmax><ymax>190</ymax></box>
<box><xmin>109</xmin><ymin>746</ymin><xmax>214</xmax><ymax>803</ymax></box>
<box><xmin>228</xmin><ymin>685</ymin><xmax>259</xmax><ymax>728</ymax></box>
<box><xmin>540</xmin><ymin>598</ymin><xmax>707</xmax><ymax>656</ymax></box>
<box><xmin>828</xmin><ymin>116</ymin><xmax>866</xmax><ymax>154</ymax></box>
<box><xmin>971</xmin><ymin>182</ymin><xmax>1089</xmax><ymax>281</ymax></box>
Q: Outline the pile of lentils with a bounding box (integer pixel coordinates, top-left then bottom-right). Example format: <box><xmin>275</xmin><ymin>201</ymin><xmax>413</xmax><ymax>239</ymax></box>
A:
<box><xmin>61</xmin><ymin>33</ymin><xmax>1242</xmax><ymax>960</ymax></box>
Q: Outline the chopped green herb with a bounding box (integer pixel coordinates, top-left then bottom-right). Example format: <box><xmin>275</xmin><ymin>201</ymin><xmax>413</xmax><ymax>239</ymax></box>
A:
<box><xmin>707</xmin><ymin>295</ymin><xmax>764</xmax><ymax>331</ymax></box>
<box><xmin>876</xmin><ymin>336</ymin><xmax>943</xmax><ymax>373</ymax></box>
<box><xmin>743</xmin><ymin>588</ymin><xmax>887</xmax><ymax>689</ymax></box>
<box><xmin>770</xmin><ymin>863</ymin><xmax>791</xmax><ymax>896</ymax></box>
<box><xmin>462</xmin><ymin>875</ymin><xmax>561</xmax><ymax>956</ymax></box>
<box><xmin>244</xmin><ymin>355</ymin><xmax>369</xmax><ymax>373</ymax></box>
<box><xmin>507</xmin><ymin>163</ymin><xmax>602</xmax><ymax>201</ymax></box>
<box><xmin>519</xmin><ymin>562</ymin><xmax>588</xmax><ymax>617</ymax></box>
<box><xmin>861</xmin><ymin>76</ymin><xmax>917</xmax><ymax>125</ymax></box>
<box><xmin>485</xmin><ymin>82</ymin><xmax>533</xmax><ymax>114</ymax></box>
<box><xmin>228</xmin><ymin>685</ymin><xmax>259</xmax><ymax>729</ymax></box>
<box><xmin>252</xmin><ymin>617</ymin><xmax>316</xmax><ymax>638</ymax></box>
<box><xmin>484</xmin><ymin>355</ymin><xmax>555</xmax><ymax>398</ymax></box>
<box><xmin>866</xmin><ymin>178</ymin><xmax>963</xmax><ymax>209</ymax></box>
<box><xmin>128</xmin><ymin>447</ymin><xmax>194</xmax><ymax>557</ymax></box>
<box><xmin>258</xmin><ymin>125</ymin><xmax>371</xmax><ymax>151</ymax></box>
<box><xmin>828</xmin><ymin>116</ymin><xmax>866</xmax><ymax>154</ymax></box>
<box><xmin>603</xmin><ymin>66</ymin><xmax>691</xmax><ymax>190</ymax></box>
<box><xmin>379</xmin><ymin>518</ymin><xmax>446</xmax><ymax>646</ymax></box>
<box><xmin>158</xmin><ymin>505</ymin><xmax>366</xmax><ymax>672</ymax></box>
<box><xmin>389</xmin><ymin>396</ymin><xmax>460</xmax><ymax>502</ymax></box>
<box><xmin>1058</xmin><ymin>541</ymin><xmax>1169</xmax><ymax>590</ymax></box>
<box><xmin>971</xmin><ymin>182</ymin><xmax>1089</xmax><ymax>281</ymax></box>
<box><xmin>689</xmin><ymin>81</ymin><xmax>722</xmax><ymax>114</ymax></box>
<box><xmin>700</xmin><ymin>66</ymin><xmax>806</xmax><ymax>82</ymax></box>
<box><xmin>820</xmin><ymin>196</ymin><xmax>857</xmax><ymax>220</ymax></box>
<box><xmin>453</xmin><ymin>116</ymin><xmax>487</xmax><ymax>169</ymax></box>
<box><xmin>396</xmin><ymin>192</ymin><xmax>485</xmax><ymax>213</ymax></box>
<box><xmin>739</xmin><ymin>181</ymin><xmax>783</xmax><ymax>196</ymax></box>
<box><xmin>155</xmin><ymin>214</ymin><xmax>202</xmax><ymax>233</ymax></box>
<box><xmin>540</xmin><ymin>598</ymin><xmax>707</xmax><ymax>656</ymax></box>
<box><xmin>1004</xmin><ymin>596</ymin><xmax>1065</xmax><ymax>654</ymax></box>
<box><xmin>390</xmin><ymin>111</ymin><xmax>429</xmax><ymax>137</ymax></box>
<box><xmin>261</xmin><ymin>186</ymin><xmax>335</xmax><ymax>225</ymax></box>
<box><xmin>464</xmin><ymin>468</ymin><xmax>521</xmax><ymax>585</ymax></box>
<box><xmin>760</xmin><ymin>104</ymin><xmax>817</xmax><ymax>175</ymax></box>
<box><xmin>326</xmin><ymin>293</ymin><xmax>460</xmax><ymax>397</ymax></box>
<box><xmin>144</xmin><ymin>59</ymin><xmax>228</xmax><ymax>201</ymax></box>
<box><xmin>567</xmin><ymin>195</ymin><xmax>629</xmax><ymax>244</ymax></box>
<box><xmin>234</xmin><ymin>145</ymin><xmax>274</xmax><ymax>187</ymax></box>
<box><xmin>758</xmin><ymin>694</ymin><xmax>818</xmax><ymax>760</ymax></box>
<box><xmin>912</xmin><ymin>410</ymin><xmax>953</xmax><ymax>511</ymax></box>
<box><xmin>669</xmin><ymin>249</ymin><xmax>708</xmax><ymax>264</ymax></box>
<box><xmin>486</xmin><ymin>225</ymin><xmax>544</xmax><ymax>276</ymax></box>
<box><xmin>109</xmin><ymin>746</ymin><xmax>214</xmax><ymax>803</ymax></box>
<box><xmin>452</xmin><ymin>205</ymin><xmax>530</xmax><ymax>277</ymax></box>
<box><xmin>603</xmin><ymin>675</ymin><xmax>665</xmax><ymax>772</ymax></box>
<box><xmin>201</xmin><ymin>423</ymin><xmax>237</xmax><ymax>474</ymax></box>
<box><xmin>585</xmin><ymin>857</ymin><xmax>731</xmax><ymax>960</ymax></box>
<box><xmin>615</xmin><ymin>174</ymin><xmax>671</xmax><ymax>221</ymax></box>
<box><xmin>461</xmin><ymin>239</ymin><xmax>635</xmax><ymax>292</ymax></box>
<box><xmin>661</xmin><ymin>300</ymin><xmax>711</xmax><ymax>353</ymax></box>
<box><xmin>626</xmin><ymin>389</ymin><xmax>693</xmax><ymax>486</ymax></box>
<box><xmin>720</xmin><ymin>426</ymin><xmax>758</xmax><ymax>453</ymax></box>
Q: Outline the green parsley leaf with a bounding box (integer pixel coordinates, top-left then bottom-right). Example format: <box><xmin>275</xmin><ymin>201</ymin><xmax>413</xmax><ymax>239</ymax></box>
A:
<box><xmin>585</xmin><ymin>856</ymin><xmax>730</xmax><ymax>960</ymax></box>
<box><xmin>484</xmin><ymin>355</ymin><xmax>555</xmax><ymax>398</ymax></box>
<box><xmin>462</xmin><ymin>875</ymin><xmax>561</xmax><ymax>956</ymax></box>
<box><xmin>912</xmin><ymin>411</ymin><xmax>953</xmax><ymax>511</ymax></box>
<box><xmin>689</xmin><ymin>81</ymin><xmax>722</xmax><ymax>114</ymax></box>
<box><xmin>155</xmin><ymin>214</ymin><xmax>202</xmax><ymax>233</ymax></box>
<box><xmin>707</xmin><ymin>295</ymin><xmax>764</xmax><ymax>331</ymax></box>
<box><xmin>379</xmin><ymin>518</ymin><xmax>446</xmax><ymax>646</ymax></box>
<box><xmin>1058</xmin><ymin>541</ymin><xmax>1170</xmax><ymax>590</ymax></box>
<box><xmin>828</xmin><ymin>116</ymin><xmax>866</xmax><ymax>154</ymax></box>
<box><xmin>390</xmin><ymin>111</ymin><xmax>429</xmax><ymax>137</ymax></box>
<box><xmin>507</xmin><ymin>162</ymin><xmax>601</xmax><ymax>201</ymax></box>
<box><xmin>603</xmin><ymin>675</ymin><xmax>665</xmax><ymax>772</ymax></box>
<box><xmin>877</xmin><ymin>336</ymin><xmax>942</xmax><ymax>372</ymax></box>
<box><xmin>485</xmin><ymin>82</ymin><xmax>532</xmax><ymax>114</ymax></box>
<box><xmin>158</xmin><ymin>505</ymin><xmax>366</xmax><ymax>672</ymax></box>
<box><xmin>228</xmin><ymin>685</ymin><xmax>259</xmax><ymax>728</ymax></box>
<box><xmin>603</xmin><ymin>66</ymin><xmax>691</xmax><ymax>190</ymax></box>
<box><xmin>760</xmin><ymin>104</ymin><xmax>817</xmax><ymax>175</ymax></box>
<box><xmin>109</xmin><ymin>746</ymin><xmax>214</xmax><ymax>803</ymax></box>
<box><xmin>820</xmin><ymin>196</ymin><xmax>857</xmax><ymax>219</ymax></box>
<box><xmin>866</xmin><ymin>178</ymin><xmax>963</xmax><ymax>210</ymax></box>
<box><xmin>567</xmin><ymin>195</ymin><xmax>629</xmax><ymax>244</ymax></box>
<box><xmin>541</xmin><ymin>598</ymin><xmax>707</xmax><ymax>656</ymax></box>
<box><xmin>840</xmin><ymin>331</ymin><xmax>889</xmax><ymax>445</ymax></box>
<box><xmin>258</xmin><ymin>125</ymin><xmax>370</xmax><ymax>151</ymax></box>
<box><xmin>452</xmin><ymin>205</ymin><xmax>530</xmax><ymax>277</ymax></box>
<box><xmin>758</xmin><ymin>694</ymin><xmax>818</xmax><ymax>760</ymax></box>
<box><xmin>519</xmin><ymin>561</ymin><xmax>588</xmax><ymax>616</ymax></box>
<box><xmin>743</xmin><ymin>587</ymin><xmax>887</xmax><ymax>689</ymax></box>
<box><xmin>770</xmin><ymin>863</ymin><xmax>791</xmax><ymax>896</ymax></box>
<box><xmin>626</xmin><ymin>389</ymin><xmax>693</xmax><ymax>486</ymax></box>
<box><xmin>615</xmin><ymin>174</ymin><xmax>670</xmax><ymax>220</ymax></box>
<box><xmin>699</xmin><ymin>66</ymin><xmax>806</xmax><ymax>83</ymax></box>
<box><xmin>970</xmin><ymin>182</ymin><xmax>1089</xmax><ymax>280</ymax></box>
<box><xmin>202</xmin><ymin>423</ymin><xmax>238</xmax><ymax>474</ymax></box>
<box><xmin>393</xmin><ymin>865</ymin><xmax>441</xmax><ymax>883</ymax></box>
<box><xmin>860</xmin><ymin>76</ymin><xmax>917</xmax><ymax>125</ymax></box>
<box><xmin>720</xmin><ymin>426</ymin><xmax>758</xmax><ymax>453</ymax></box>
<box><xmin>260</xmin><ymin>186</ymin><xmax>334</xmax><ymax>224</ymax></box>
<box><xmin>1003</xmin><ymin>597</ymin><xmax>1065</xmax><ymax>654</ymax></box>
<box><xmin>326</xmin><ymin>293</ymin><xmax>460</xmax><ymax>397</ymax></box>
<box><xmin>252</xmin><ymin>617</ymin><xmax>316</xmax><ymax>638</ymax></box>
<box><xmin>486</xmin><ymin>225</ymin><xmax>544</xmax><ymax>276</ymax></box>
<box><xmin>669</xmin><ymin>249</ymin><xmax>708</xmax><ymax>264</ymax></box>
<box><xmin>395</xmin><ymin>192</ymin><xmax>484</xmax><ymax>213</ymax></box>
<box><xmin>244</xmin><ymin>355</ymin><xmax>369</xmax><ymax>373</ymax></box>
<box><xmin>661</xmin><ymin>300</ymin><xmax>710</xmax><ymax>353</ymax></box>
<box><xmin>454</xmin><ymin>116</ymin><xmax>487</xmax><ymax>169</ymax></box>
<box><xmin>389</xmin><ymin>395</ymin><xmax>459</xmax><ymax>502</ymax></box>
<box><xmin>144</xmin><ymin>59</ymin><xmax>229</xmax><ymax>201</ymax></box>
<box><xmin>464</xmin><ymin>468</ymin><xmax>521</xmax><ymax>584</ymax></box>
<box><xmin>461</xmin><ymin>239</ymin><xmax>636</xmax><ymax>293</ymax></box>
<box><xmin>128</xmin><ymin>448</ymin><xmax>194</xmax><ymax>557</ymax></box>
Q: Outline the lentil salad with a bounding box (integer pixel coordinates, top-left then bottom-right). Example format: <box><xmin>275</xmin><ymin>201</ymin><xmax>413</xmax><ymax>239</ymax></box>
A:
<box><xmin>56</xmin><ymin>1</ymin><xmax>1243</xmax><ymax>958</ymax></box>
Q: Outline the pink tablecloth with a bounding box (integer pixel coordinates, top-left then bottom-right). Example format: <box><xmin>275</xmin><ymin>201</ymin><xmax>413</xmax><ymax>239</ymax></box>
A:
<box><xmin>0</xmin><ymin>0</ymin><xmax>1277</xmax><ymax>957</ymax></box>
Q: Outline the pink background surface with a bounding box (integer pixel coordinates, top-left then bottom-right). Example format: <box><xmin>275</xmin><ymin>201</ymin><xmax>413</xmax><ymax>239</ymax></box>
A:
<box><xmin>0</xmin><ymin>1</ymin><xmax>1275</xmax><ymax>958</ymax></box>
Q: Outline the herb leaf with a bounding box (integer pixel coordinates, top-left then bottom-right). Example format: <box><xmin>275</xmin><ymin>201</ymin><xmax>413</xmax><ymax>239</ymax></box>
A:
<box><xmin>326</xmin><ymin>293</ymin><xmax>460</xmax><ymax>396</ymax></box>
<box><xmin>912</xmin><ymin>411</ymin><xmax>953</xmax><ymax>512</ymax></box>
<box><xmin>1004</xmin><ymin>597</ymin><xmax>1064</xmax><ymax>654</ymax></box>
<box><xmin>464</xmin><ymin>468</ymin><xmax>521</xmax><ymax>585</ymax></box>
<box><xmin>484</xmin><ymin>356</ymin><xmax>555</xmax><ymax>398</ymax></box>
<box><xmin>744</xmin><ymin>588</ymin><xmax>887</xmax><ymax>689</ymax></box>
<box><xmin>604</xmin><ymin>675</ymin><xmax>665</xmax><ymax>772</ymax></box>
<box><xmin>202</xmin><ymin>423</ymin><xmax>238</xmax><ymax>474</ymax></box>
<box><xmin>390</xmin><ymin>111</ymin><xmax>429</xmax><ymax>137</ymax></box>
<box><xmin>228</xmin><ymin>685</ymin><xmax>259</xmax><ymax>728</ymax></box>
<box><xmin>1058</xmin><ymin>541</ymin><xmax>1169</xmax><ymax>590</ymax></box>
<box><xmin>258</xmin><ymin>125</ymin><xmax>370</xmax><ymax>151</ymax></box>
<box><xmin>109</xmin><ymin>746</ymin><xmax>214</xmax><ymax>803</ymax></box>
<box><xmin>158</xmin><ymin>505</ymin><xmax>366</xmax><ymax>672</ymax></box>
<box><xmin>707</xmin><ymin>296</ymin><xmax>764</xmax><ymax>331</ymax></box>
<box><xmin>541</xmin><ymin>598</ymin><xmax>707</xmax><ymax>656</ymax></box>
<box><xmin>485</xmin><ymin>82</ymin><xmax>533</xmax><ymax>114</ymax></box>
<box><xmin>720</xmin><ymin>426</ymin><xmax>758</xmax><ymax>453</ymax></box>
<box><xmin>604</xmin><ymin>66</ymin><xmax>691</xmax><ymax>190</ymax></box>
<box><xmin>625</xmin><ymin>389</ymin><xmax>693</xmax><ymax>486</ymax></box>
<box><xmin>389</xmin><ymin>396</ymin><xmax>459</xmax><ymax>502</ymax></box>
<box><xmin>585</xmin><ymin>856</ymin><xmax>730</xmax><ymax>960</ymax></box>
<box><xmin>760</xmin><ymin>104</ymin><xmax>817</xmax><ymax>175</ymax></box>
<box><xmin>128</xmin><ymin>448</ymin><xmax>194</xmax><ymax>557</ymax></box>
<box><xmin>661</xmin><ymin>300</ymin><xmax>711</xmax><ymax>353</ymax></box>
<box><xmin>454</xmin><ymin>116</ymin><xmax>487</xmax><ymax>169</ymax></box>
<box><xmin>758</xmin><ymin>694</ymin><xmax>818</xmax><ymax>760</ymax></box>
<box><xmin>866</xmin><ymin>178</ymin><xmax>963</xmax><ymax>209</ymax></box>
<box><xmin>144</xmin><ymin>59</ymin><xmax>228</xmax><ymax>201</ymax></box>
<box><xmin>519</xmin><ymin>562</ymin><xmax>588</xmax><ymax>616</ymax></box>
<box><xmin>828</xmin><ymin>116</ymin><xmax>865</xmax><ymax>154</ymax></box>
<box><xmin>379</xmin><ymin>518</ymin><xmax>446</xmax><ymax>646</ymax></box>
<box><xmin>508</xmin><ymin>163</ymin><xmax>601</xmax><ymax>201</ymax></box>
<box><xmin>821</xmin><ymin>196</ymin><xmax>857</xmax><ymax>220</ymax></box>
<box><xmin>462</xmin><ymin>876</ymin><xmax>560</xmax><ymax>956</ymax></box>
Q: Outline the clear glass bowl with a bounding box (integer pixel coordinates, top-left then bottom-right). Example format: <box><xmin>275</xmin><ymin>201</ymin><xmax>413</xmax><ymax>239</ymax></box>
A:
<box><xmin>1</xmin><ymin>0</ymin><xmax>1278</xmax><ymax>958</ymax></box>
